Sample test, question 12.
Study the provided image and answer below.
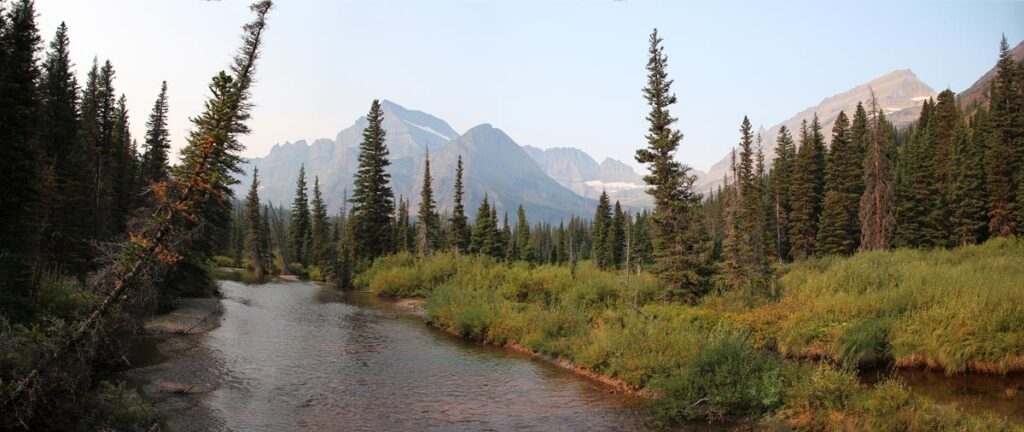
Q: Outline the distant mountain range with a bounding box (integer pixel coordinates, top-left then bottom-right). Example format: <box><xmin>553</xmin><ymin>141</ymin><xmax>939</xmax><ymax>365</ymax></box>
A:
<box><xmin>236</xmin><ymin>100</ymin><xmax>643</xmax><ymax>223</ymax></box>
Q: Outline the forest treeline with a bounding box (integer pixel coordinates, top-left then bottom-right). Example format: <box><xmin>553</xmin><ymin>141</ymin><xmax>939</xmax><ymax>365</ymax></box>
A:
<box><xmin>1</xmin><ymin>1</ymin><xmax>274</xmax><ymax>429</ymax></box>
<box><xmin>232</xmin><ymin>33</ymin><xmax>1023</xmax><ymax>305</ymax></box>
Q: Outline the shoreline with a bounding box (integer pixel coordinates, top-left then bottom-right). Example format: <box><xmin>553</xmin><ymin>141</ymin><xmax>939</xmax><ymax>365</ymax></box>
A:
<box><xmin>121</xmin><ymin>296</ymin><xmax>226</xmax><ymax>431</ymax></box>
<box><xmin>387</xmin><ymin>295</ymin><xmax>648</xmax><ymax>397</ymax></box>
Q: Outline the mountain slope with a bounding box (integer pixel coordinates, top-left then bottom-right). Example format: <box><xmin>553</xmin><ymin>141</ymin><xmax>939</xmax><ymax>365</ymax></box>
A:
<box><xmin>698</xmin><ymin>69</ymin><xmax>937</xmax><ymax>191</ymax></box>
<box><xmin>235</xmin><ymin>101</ymin><xmax>596</xmax><ymax>222</ymax></box>
<box><xmin>522</xmin><ymin>146</ymin><xmax>653</xmax><ymax>207</ymax></box>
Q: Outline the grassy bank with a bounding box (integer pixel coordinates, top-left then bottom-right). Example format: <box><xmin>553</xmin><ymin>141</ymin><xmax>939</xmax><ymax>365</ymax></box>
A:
<box><xmin>723</xmin><ymin>237</ymin><xmax>1024</xmax><ymax>374</ymax></box>
<box><xmin>355</xmin><ymin>240</ymin><xmax>1024</xmax><ymax>429</ymax></box>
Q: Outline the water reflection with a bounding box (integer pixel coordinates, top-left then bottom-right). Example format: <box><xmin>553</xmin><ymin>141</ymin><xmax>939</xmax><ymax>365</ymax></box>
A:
<box><xmin>199</xmin><ymin>279</ymin><xmax>653</xmax><ymax>431</ymax></box>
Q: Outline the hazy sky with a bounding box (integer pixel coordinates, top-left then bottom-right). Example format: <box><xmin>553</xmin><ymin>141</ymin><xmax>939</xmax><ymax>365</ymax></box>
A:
<box><xmin>36</xmin><ymin>0</ymin><xmax>1024</xmax><ymax>172</ymax></box>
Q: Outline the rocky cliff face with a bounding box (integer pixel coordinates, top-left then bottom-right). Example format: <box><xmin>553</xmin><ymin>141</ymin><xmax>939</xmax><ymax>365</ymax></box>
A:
<box><xmin>521</xmin><ymin>147</ymin><xmax>653</xmax><ymax>208</ymax></box>
<box><xmin>697</xmin><ymin>69</ymin><xmax>938</xmax><ymax>192</ymax></box>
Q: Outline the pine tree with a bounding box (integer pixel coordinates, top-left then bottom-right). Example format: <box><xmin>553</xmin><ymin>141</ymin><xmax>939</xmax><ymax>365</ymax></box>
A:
<box><xmin>396</xmin><ymin>197</ymin><xmax>411</xmax><ymax>253</ymax></box>
<box><xmin>607</xmin><ymin>201</ymin><xmax>626</xmax><ymax>268</ymax></box>
<box><xmin>894</xmin><ymin>100</ymin><xmax>946</xmax><ymax>248</ymax></box>
<box><xmin>986</xmin><ymin>35</ymin><xmax>1023</xmax><ymax>237</ymax></box>
<box><xmin>951</xmin><ymin>117</ymin><xmax>988</xmax><ymax>245</ymax></box>
<box><xmin>931</xmin><ymin>89</ymin><xmax>960</xmax><ymax>230</ymax></box>
<box><xmin>817</xmin><ymin>111</ymin><xmax>863</xmax><ymax>255</ymax></box>
<box><xmin>289</xmin><ymin>165</ymin><xmax>311</xmax><ymax>264</ymax></box>
<box><xmin>416</xmin><ymin>149</ymin><xmax>439</xmax><ymax>256</ymax></box>
<box><xmin>859</xmin><ymin>93</ymin><xmax>897</xmax><ymax>251</ymax></box>
<box><xmin>469</xmin><ymin>194</ymin><xmax>494</xmax><ymax>255</ymax></box>
<box><xmin>0</xmin><ymin>0</ymin><xmax>42</xmax><ymax>317</ymax></box>
<box><xmin>350</xmin><ymin>99</ymin><xmax>394</xmax><ymax>261</ymax></box>
<box><xmin>768</xmin><ymin>126</ymin><xmax>796</xmax><ymax>261</ymax></box>
<box><xmin>141</xmin><ymin>81</ymin><xmax>171</xmax><ymax>184</ymax></box>
<box><xmin>244</xmin><ymin>168</ymin><xmax>269</xmax><ymax>279</ymax></box>
<box><xmin>721</xmin><ymin>117</ymin><xmax>771</xmax><ymax>291</ymax></box>
<box><xmin>310</xmin><ymin>176</ymin><xmax>331</xmax><ymax>267</ymax></box>
<box><xmin>493</xmin><ymin>207</ymin><xmax>508</xmax><ymax>259</ymax></box>
<box><xmin>38</xmin><ymin>22</ymin><xmax>92</xmax><ymax>275</ymax></box>
<box><xmin>162</xmin><ymin>0</ymin><xmax>272</xmax><ymax>299</ymax></box>
<box><xmin>515</xmin><ymin>205</ymin><xmax>533</xmax><ymax>262</ymax></box>
<box><xmin>449</xmin><ymin>155</ymin><xmax>470</xmax><ymax>252</ymax></box>
<box><xmin>634</xmin><ymin>29</ymin><xmax>712</xmax><ymax>300</ymax></box>
<box><xmin>788</xmin><ymin>116</ymin><xmax>827</xmax><ymax>259</ymax></box>
<box><xmin>111</xmin><ymin>93</ymin><xmax>136</xmax><ymax>231</ymax></box>
<box><xmin>631</xmin><ymin>210</ymin><xmax>654</xmax><ymax>272</ymax></box>
<box><xmin>591</xmin><ymin>190</ymin><xmax>612</xmax><ymax>268</ymax></box>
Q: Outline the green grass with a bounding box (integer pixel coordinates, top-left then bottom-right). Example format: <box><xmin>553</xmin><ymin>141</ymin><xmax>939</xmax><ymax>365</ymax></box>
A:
<box><xmin>736</xmin><ymin>237</ymin><xmax>1024</xmax><ymax>374</ymax></box>
<box><xmin>356</xmin><ymin>240</ymin><xmax>1024</xmax><ymax>429</ymax></box>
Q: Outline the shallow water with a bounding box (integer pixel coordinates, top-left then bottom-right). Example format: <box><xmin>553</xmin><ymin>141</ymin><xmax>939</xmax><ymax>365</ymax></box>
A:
<box><xmin>144</xmin><ymin>278</ymin><xmax>661</xmax><ymax>431</ymax></box>
<box><xmin>861</xmin><ymin>367</ymin><xmax>1024</xmax><ymax>424</ymax></box>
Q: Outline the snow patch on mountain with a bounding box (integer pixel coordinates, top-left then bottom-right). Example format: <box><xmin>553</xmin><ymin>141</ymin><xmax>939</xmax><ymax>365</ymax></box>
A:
<box><xmin>583</xmin><ymin>180</ymin><xmax>648</xmax><ymax>191</ymax></box>
<box><xmin>404</xmin><ymin>119</ymin><xmax>456</xmax><ymax>140</ymax></box>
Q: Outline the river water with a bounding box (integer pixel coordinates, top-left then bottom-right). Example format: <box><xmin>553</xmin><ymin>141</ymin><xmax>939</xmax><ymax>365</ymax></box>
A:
<box><xmin>124</xmin><ymin>276</ymin><xmax>1023</xmax><ymax>430</ymax></box>
<box><xmin>131</xmin><ymin>277</ymin><xmax>661</xmax><ymax>431</ymax></box>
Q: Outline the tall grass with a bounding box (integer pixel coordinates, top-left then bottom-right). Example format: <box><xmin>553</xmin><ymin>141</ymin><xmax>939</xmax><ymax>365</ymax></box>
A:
<box><xmin>743</xmin><ymin>237</ymin><xmax>1024</xmax><ymax>374</ymax></box>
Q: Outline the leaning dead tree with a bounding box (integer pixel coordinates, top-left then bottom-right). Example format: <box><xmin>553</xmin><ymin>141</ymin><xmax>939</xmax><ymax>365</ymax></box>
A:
<box><xmin>2</xmin><ymin>1</ymin><xmax>273</xmax><ymax>425</ymax></box>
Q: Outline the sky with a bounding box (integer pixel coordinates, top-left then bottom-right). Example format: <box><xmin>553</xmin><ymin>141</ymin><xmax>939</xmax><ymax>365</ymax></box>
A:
<box><xmin>36</xmin><ymin>0</ymin><xmax>1024</xmax><ymax>173</ymax></box>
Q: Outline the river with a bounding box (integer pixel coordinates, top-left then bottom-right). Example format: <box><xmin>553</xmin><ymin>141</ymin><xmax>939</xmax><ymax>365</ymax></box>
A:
<box><xmin>122</xmin><ymin>276</ymin><xmax>1023</xmax><ymax>431</ymax></box>
<box><xmin>124</xmin><ymin>277</ymin><xmax>667</xmax><ymax>431</ymax></box>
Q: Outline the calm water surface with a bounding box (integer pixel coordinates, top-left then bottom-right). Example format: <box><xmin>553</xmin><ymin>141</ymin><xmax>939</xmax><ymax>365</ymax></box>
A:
<box><xmin>160</xmin><ymin>278</ymin><xmax>658</xmax><ymax>431</ymax></box>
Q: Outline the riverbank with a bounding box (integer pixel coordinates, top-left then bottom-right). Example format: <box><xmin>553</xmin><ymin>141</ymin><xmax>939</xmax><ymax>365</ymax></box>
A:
<box><xmin>356</xmin><ymin>242</ymin><xmax>1024</xmax><ymax>430</ymax></box>
<box><xmin>120</xmin><ymin>296</ymin><xmax>225</xmax><ymax>431</ymax></box>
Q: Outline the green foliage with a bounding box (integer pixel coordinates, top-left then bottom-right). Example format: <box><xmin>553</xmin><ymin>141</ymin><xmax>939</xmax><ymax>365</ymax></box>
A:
<box><xmin>634</xmin><ymin>29</ymin><xmax>713</xmax><ymax>300</ymax></box>
<box><xmin>649</xmin><ymin>330</ymin><xmax>786</xmax><ymax>423</ymax></box>
<box><xmin>788</xmin><ymin>117</ymin><xmax>827</xmax><ymax>259</ymax></box>
<box><xmin>448</xmin><ymin>155</ymin><xmax>470</xmax><ymax>252</ymax></box>
<box><xmin>416</xmin><ymin>149</ymin><xmax>440</xmax><ymax>255</ymax></box>
<box><xmin>818</xmin><ymin>110</ymin><xmax>864</xmax><ymax>256</ymax></box>
<box><xmin>350</xmin><ymin>99</ymin><xmax>395</xmax><ymax>260</ymax></box>
<box><xmin>289</xmin><ymin>165</ymin><xmax>312</xmax><ymax>264</ymax></box>
<box><xmin>84</xmin><ymin>381</ymin><xmax>160</xmax><ymax>431</ymax></box>
<box><xmin>767</xmin><ymin>237</ymin><xmax>1024</xmax><ymax>373</ymax></box>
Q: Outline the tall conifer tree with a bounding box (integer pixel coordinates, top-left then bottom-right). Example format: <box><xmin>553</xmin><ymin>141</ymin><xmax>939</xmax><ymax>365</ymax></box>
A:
<box><xmin>634</xmin><ymin>29</ymin><xmax>711</xmax><ymax>300</ymax></box>
<box><xmin>768</xmin><ymin>126</ymin><xmax>796</xmax><ymax>261</ymax></box>
<box><xmin>818</xmin><ymin>111</ymin><xmax>863</xmax><ymax>255</ymax></box>
<box><xmin>310</xmin><ymin>176</ymin><xmax>331</xmax><ymax>267</ymax></box>
<box><xmin>592</xmin><ymin>190</ymin><xmax>612</xmax><ymax>268</ymax></box>
<box><xmin>245</xmin><ymin>168</ymin><xmax>270</xmax><ymax>279</ymax></box>
<box><xmin>289</xmin><ymin>165</ymin><xmax>311</xmax><ymax>264</ymax></box>
<box><xmin>0</xmin><ymin>0</ymin><xmax>42</xmax><ymax>317</ymax></box>
<box><xmin>449</xmin><ymin>155</ymin><xmax>470</xmax><ymax>252</ymax></box>
<box><xmin>142</xmin><ymin>81</ymin><xmax>171</xmax><ymax>184</ymax></box>
<box><xmin>986</xmin><ymin>35</ymin><xmax>1023</xmax><ymax>236</ymax></box>
<box><xmin>416</xmin><ymin>149</ymin><xmax>439</xmax><ymax>256</ymax></box>
<box><xmin>350</xmin><ymin>99</ymin><xmax>394</xmax><ymax>261</ymax></box>
<box><xmin>788</xmin><ymin>116</ymin><xmax>827</xmax><ymax>259</ymax></box>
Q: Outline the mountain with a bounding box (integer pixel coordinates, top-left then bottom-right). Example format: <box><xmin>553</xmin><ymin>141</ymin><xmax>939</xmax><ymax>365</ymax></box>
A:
<box><xmin>236</xmin><ymin>100</ymin><xmax>597</xmax><ymax>223</ymax></box>
<box><xmin>958</xmin><ymin>40</ymin><xmax>1024</xmax><ymax>109</ymax></box>
<box><xmin>522</xmin><ymin>146</ymin><xmax>653</xmax><ymax>208</ymax></box>
<box><xmin>697</xmin><ymin>69</ymin><xmax>937</xmax><ymax>192</ymax></box>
